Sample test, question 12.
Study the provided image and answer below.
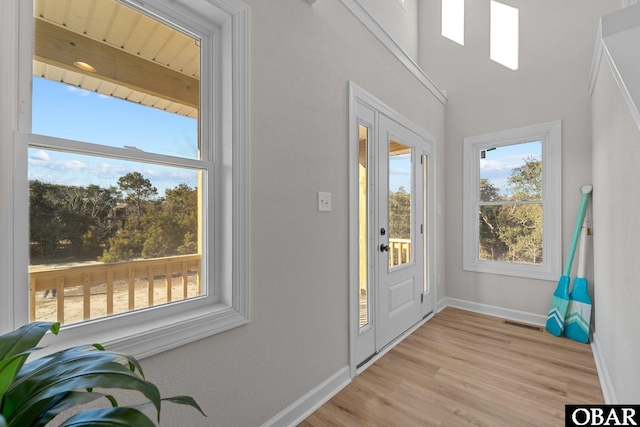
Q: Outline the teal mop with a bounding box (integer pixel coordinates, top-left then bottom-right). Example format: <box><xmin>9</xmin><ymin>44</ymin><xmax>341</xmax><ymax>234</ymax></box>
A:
<box><xmin>564</xmin><ymin>218</ymin><xmax>592</xmax><ymax>343</ymax></box>
<box><xmin>546</xmin><ymin>185</ymin><xmax>592</xmax><ymax>336</ymax></box>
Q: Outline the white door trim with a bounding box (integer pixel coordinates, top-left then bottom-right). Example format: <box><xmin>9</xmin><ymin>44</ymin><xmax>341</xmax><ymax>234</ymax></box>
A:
<box><xmin>348</xmin><ymin>81</ymin><xmax>438</xmax><ymax>377</ymax></box>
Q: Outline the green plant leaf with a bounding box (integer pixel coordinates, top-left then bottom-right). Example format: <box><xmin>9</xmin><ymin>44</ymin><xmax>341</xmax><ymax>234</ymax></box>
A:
<box><xmin>57</xmin><ymin>407</ymin><xmax>157</xmax><ymax>427</ymax></box>
<box><xmin>135</xmin><ymin>395</ymin><xmax>208</xmax><ymax>418</ymax></box>
<box><xmin>0</xmin><ymin>323</ymin><xmax>58</xmax><ymax>360</ymax></box>
<box><xmin>162</xmin><ymin>395</ymin><xmax>208</xmax><ymax>417</ymax></box>
<box><xmin>6</xmin><ymin>362</ymin><xmax>161</xmax><ymax>425</ymax></box>
<box><xmin>0</xmin><ymin>353</ymin><xmax>29</xmax><ymax>401</ymax></box>
<box><xmin>5</xmin><ymin>347</ymin><xmax>126</xmax><ymax>418</ymax></box>
<box><xmin>29</xmin><ymin>391</ymin><xmax>115</xmax><ymax>427</ymax></box>
<box><xmin>10</xmin><ymin>345</ymin><xmax>145</xmax><ymax>405</ymax></box>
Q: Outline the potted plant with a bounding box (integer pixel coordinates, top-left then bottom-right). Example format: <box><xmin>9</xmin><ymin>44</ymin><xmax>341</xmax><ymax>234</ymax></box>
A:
<box><xmin>0</xmin><ymin>322</ymin><xmax>205</xmax><ymax>426</ymax></box>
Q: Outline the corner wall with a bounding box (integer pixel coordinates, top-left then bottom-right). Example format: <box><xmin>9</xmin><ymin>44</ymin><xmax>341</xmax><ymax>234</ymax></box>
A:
<box><xmin>419</xmin><ymin>0</ymin><xmax>619</xmax><ymax>316</ymax></box>
<box><xmin>591</xmin><ymin>54</ymin><xmax>640</xmax><ymax>404</ymax></box>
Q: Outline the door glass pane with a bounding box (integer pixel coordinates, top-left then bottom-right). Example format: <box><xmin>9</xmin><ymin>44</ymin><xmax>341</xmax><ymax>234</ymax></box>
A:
<box><xmin>389</xmin><ymin>140</ymin><xmax>412</xmax><ymax>268</ymax></box>
<box><xmin>423</xmin><ymin>154</ymin><xmax>429</xmax><ymax>294</ymax></box>
<box><xmin>358</xmin><ymin>125</ymin><xmax>369</xmax><ymax>329</ymax></box>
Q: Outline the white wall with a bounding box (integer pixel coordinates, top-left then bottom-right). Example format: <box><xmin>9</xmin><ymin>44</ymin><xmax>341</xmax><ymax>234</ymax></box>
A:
<box><xmin>138</xmin><ymin>1</ymin><xmax>445</xmax><ymax>425</ymax></box>
<box><xmin>591</xmin><ymin>54</ymin><xmax>640</xmax><ymax>403</ymax></box>
<box><xmin>419</xmin><ymin>0</ymin><xmax>620</xmax><ymax>316</ymax></box>
<box><xmin>357</xmin><ymin>0</ymin><xmax>419</xmax><ymax>60</ymax></box>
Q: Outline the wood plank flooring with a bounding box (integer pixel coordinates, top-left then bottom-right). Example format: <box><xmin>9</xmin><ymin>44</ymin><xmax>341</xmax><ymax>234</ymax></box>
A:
<box><xmin>299</xmin><ymin>307</ymin><xmax>603</xmax><ymax>427</ymax></box>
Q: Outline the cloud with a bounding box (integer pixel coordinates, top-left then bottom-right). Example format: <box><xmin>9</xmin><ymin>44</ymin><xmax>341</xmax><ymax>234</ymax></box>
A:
<box><xmin>30</xmin><ymin>150</ymin><xmax>50</xmax><ymax>161</ymax></box>
<box><xmin>66</xmin><ymin>86</ymin><xmax>92</xmax><ymax>96</ymax></box>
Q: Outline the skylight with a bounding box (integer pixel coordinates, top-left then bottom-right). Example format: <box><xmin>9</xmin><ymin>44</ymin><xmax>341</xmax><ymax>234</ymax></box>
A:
<box><xmin>442</xmin><ymin>0</ymin><xmax>465</xmax><ymax>46</ymax></box>
<box><xmin>490</xmin><ymin>1</ymin><xmax>519</xmax><ymax>70</ymax></box>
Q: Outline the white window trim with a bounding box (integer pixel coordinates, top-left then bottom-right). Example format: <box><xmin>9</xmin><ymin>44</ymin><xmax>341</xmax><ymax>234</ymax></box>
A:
<box><xmin>0</xmin><ymin>0</ymin><xmax>250</xmax><ymax>359</ymax></box>
<box><xmin>395</xmin><ymin>0</ymin><xmax>408</xmax><ymax>12</ymax></box>
<box><xmin>462</xmin><ymin>120</ymin><xmax>562</xmax><ymax>281</ymax></box>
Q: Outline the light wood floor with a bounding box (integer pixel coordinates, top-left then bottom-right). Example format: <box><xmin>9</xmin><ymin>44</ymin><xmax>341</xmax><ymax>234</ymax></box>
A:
<box><xmin>300</xmin><ymin>307</ymin><xmax>603</xmax><ymax>427</ymax></box>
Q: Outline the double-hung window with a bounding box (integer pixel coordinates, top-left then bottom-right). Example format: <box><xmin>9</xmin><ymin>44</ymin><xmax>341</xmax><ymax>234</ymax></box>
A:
<box><xmin>1</xmin><ymin>0</ymin><xmax>249</xmax><ymax>358</ymax></box>
<box><xmin>463</xmin><ymin>121</ymin><xmax>561</xmax><ymax>280</ymax></box>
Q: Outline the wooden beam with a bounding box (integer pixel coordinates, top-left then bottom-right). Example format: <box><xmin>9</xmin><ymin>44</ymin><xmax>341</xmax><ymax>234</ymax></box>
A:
<box><xmin>34</xmin><ymin>19</ymin><xmax>199</xmax><ymax>109</ymax></box>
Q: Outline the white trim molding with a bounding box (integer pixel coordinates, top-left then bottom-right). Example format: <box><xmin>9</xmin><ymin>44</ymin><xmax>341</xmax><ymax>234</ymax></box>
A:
<box><xmin>462</xmin><ymin>120</ymin><xmax>562</xmax><ymax>281</ymax></box>
<box><xmin>591</xmin><ymin>332</ymin><xmax>618</xmax><ymax>404</ymax></box>
<box><xmin>588</xmin><ymin>4</ymin><xmax>640</xmax><ymax>133</ymax></box>
<box><xmin>261</xmin><ymin>366</ymin><xmax>351</xmax><ymax>427</ymax></box>
<box><xmin>2</xmin><ymin>0</ymin><xmax>251</xmax><ymax>360</ymax></box>
<box><xmin>339</xmin><ymin>0</ymin><xmax>447</xmax><ymax>105</ymax></box>
<box><xmin>438</xmin><ymin>297</ymin><xmax>547</xmax><ymax>326</ymax></box>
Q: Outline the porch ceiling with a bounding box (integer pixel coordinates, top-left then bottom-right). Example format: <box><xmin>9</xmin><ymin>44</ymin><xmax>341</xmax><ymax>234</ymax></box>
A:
<box><xmin>33</xmin><ymin>0</ymin><xmax>200</xmax><ymax>118</ymax></box>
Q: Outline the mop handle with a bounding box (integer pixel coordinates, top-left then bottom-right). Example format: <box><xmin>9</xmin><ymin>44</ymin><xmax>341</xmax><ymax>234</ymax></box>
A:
<box><xmin>563</xmin><ymin>185</ymin><xmax>592</xmax><ymax>277</ymax></box>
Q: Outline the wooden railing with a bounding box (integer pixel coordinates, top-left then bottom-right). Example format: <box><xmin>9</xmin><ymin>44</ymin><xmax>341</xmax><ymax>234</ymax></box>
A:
<box><xmin>389</xmin><ymin>238</ymin><xmax>411</xmax><ymax>267</ymax></box>
<box><xmin>29</xmin><ymin>254</ymin><xmax>201</xmax><ymax>324</ymax></box>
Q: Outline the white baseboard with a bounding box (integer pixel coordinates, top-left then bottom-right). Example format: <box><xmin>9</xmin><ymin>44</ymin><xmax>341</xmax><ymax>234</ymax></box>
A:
<box><xmin>438</xmin><ymin>297</ymin><xmax>547</xmax><ymax>326</ymax></box>
<box><xmin>591</xmin><ymin>332</ymin><xmax>618</xmax><ymax>404</ymax></box>
<box><xmin>262</xmin><ymin>366</ymin><xmax>351</xmax><ymax>427</ymax></box>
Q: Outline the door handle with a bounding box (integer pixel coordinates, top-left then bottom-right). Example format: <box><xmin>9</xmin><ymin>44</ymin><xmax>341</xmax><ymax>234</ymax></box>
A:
<box><xmin>380</xmin><ymin>243</ymin><xmax>390</xmax><ymax>252</ymax></box>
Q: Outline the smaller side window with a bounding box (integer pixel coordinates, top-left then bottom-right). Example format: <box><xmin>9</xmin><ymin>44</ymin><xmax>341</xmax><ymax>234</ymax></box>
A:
<box><xmin>463</xmin><ymin>121</ymin><xmax>561</xmax><ymax>280</ymax></box>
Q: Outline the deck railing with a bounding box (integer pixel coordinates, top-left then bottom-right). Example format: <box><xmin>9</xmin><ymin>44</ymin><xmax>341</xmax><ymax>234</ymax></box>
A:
<box><xmin>29</xmin><ymin>253</ymin><xmax>201</xmax><ymax>324</ymax></box>
<box><xmin>389</xmin><ymin>238</ymin><xmax>411</xmax><ymax>267</ymax></box>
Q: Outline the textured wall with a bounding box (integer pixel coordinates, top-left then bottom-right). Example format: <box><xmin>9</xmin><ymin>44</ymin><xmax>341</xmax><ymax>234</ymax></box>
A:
<box><xmin>418</xmin><ymin>0</ymin><xmax>620</xmax><ymax>315</ymax></box>
<box><xmin>138</xmin><ymin>1</ymin><xmax>445</xmax><ymax>425</ymax></box>
<box><xmin>591</xmin><ymin>54</ymin><xmax>640</xmax><ymax>403</ymax></box>
<box><xmin>357</xmin><ymin>0</ymin><xmax>419</xmax><ymax>60</ymax></box>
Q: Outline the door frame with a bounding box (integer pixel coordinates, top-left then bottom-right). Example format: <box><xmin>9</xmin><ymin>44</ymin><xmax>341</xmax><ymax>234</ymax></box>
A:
<box><xmin>348</xmin><ymin>82</ymin><xmax>438</xmax><ymax>377</ymax></box>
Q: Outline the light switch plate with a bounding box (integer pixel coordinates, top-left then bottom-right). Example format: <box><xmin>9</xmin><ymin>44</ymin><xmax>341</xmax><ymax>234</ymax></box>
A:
<box><xmin>318</xmin><ymin>192</ymin><xmax>331</xmax><ymax>211</ymax></box>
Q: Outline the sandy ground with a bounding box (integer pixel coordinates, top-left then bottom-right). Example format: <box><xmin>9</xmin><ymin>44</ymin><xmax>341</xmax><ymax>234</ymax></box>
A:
<box><xmin>34</xmin><ymin>275</ymin><xmax>199</xmax><ymax>325</ymax></box>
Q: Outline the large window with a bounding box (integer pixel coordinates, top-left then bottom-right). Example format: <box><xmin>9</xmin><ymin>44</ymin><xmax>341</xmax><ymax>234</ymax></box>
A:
<box><xmin>1</xmin><ymin>0</ymin><xmax>249</xmax><ymax>358</ymax></box>
<box><xmin>463</xmin><ymin>121</ymin><xmax>561</xmax><ymax>280</ymax></box>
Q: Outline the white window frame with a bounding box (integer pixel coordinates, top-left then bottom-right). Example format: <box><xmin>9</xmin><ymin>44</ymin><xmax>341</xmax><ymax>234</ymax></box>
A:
<box><xmin>463</xmin><ymin>121</ymin><xmax>561</xmax><ymax>281</ymax></box>
<box><xmin>0</xmin><ymin>0</ymin><xmax>249</xmax><ymax>359</ymax></box>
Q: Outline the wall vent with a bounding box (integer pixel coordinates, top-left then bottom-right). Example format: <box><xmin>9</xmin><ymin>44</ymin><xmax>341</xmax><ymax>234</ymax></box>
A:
<box><xmin>502</xmin><ymin>320</ymin><xmax>543</xmax><ymax>332</ymax></box>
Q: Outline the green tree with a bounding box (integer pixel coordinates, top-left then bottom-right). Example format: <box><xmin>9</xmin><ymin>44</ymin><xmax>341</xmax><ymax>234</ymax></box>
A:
<box><xmin>29</xmin><ymin>181</ymin><xmax>62</xmax><ymax>259</ymax></box>
<box><xmin>508</xmin><ymin>155</ymin><xmax>542</xmax><ymax>200</ymax></box>
<box><xmin>29</xmin><ymin>181</ymin><xmax>119</xmax><ymax>261</ymax></box>
<box><xmin>141</xmin><ymin>184</ymin><xmax>198</xmax><ymax>258</ymax></box>
<box><xmin>389</xmin><ymin>187</ymin><xmax>411</xmax><ymax>240</ymax></box>
<box><xmin>100</xmin><ymin>173</ymin><xmax>158</xmax><ymax>262</ymax></box>
<box><xmin>478</xmin><ymin>157</ymin><xmax>543</xmax><ymax>264</ymax></box>
<box><xmin>478</xmin><ymin>179</ymin><xmax>509</xmax><ymax>261</ymax></box>
<box><xmin>117</xmin><ymin>172</ymin><xmax>157</xmax><ymax>227</ymax></box>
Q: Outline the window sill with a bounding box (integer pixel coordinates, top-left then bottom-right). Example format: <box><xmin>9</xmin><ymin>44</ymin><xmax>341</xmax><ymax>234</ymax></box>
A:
<box><xmin>39</xmin><ymin>301</ymin><xmax>249</xmax><ymax>359</ymax></box>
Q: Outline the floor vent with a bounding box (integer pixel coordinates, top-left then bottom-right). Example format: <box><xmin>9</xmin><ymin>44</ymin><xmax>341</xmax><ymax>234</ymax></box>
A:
<box><xmin>503</xmin><ymin>320</ymin><xmax>544</xmax><ymax>332</ymax></box>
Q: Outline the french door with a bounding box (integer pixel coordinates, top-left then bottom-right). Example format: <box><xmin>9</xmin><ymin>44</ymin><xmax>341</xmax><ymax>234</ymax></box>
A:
<box><xmin>352</xmin><ymin>85</ymin><xmax>435</xmax><ymax>368</ymax></box>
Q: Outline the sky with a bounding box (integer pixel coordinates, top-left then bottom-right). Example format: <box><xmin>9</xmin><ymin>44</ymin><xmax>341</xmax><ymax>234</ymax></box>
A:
<box><xmin>31</xmin><ymin>77</ymin><xmax>535</xmax><ymax>199</ymax></box>
<box><xmin>29</xmin><ymin>77</ymin><xmax>199</xmax><ymax>195</ymax></box>
<box><xmin>389</xmin><ymin>153</ymin><xmax>411</xmax><ymax>193</ymax></box>
<box><xmin>479</xmin><ymin>140</ymin><xmax>541</xmax><ymax>193</ymax></box>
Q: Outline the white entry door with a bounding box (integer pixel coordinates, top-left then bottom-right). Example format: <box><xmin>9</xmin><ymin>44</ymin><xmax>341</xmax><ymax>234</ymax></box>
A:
<box><xmin>375</xmin><ymin>115</ymin><xmax>424</xmax><ymax>348</ymax></box>
<box><xmin>352</xmin><ymin>85</ymin><xmax>435</xmax><ymax>368</ymax></box>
